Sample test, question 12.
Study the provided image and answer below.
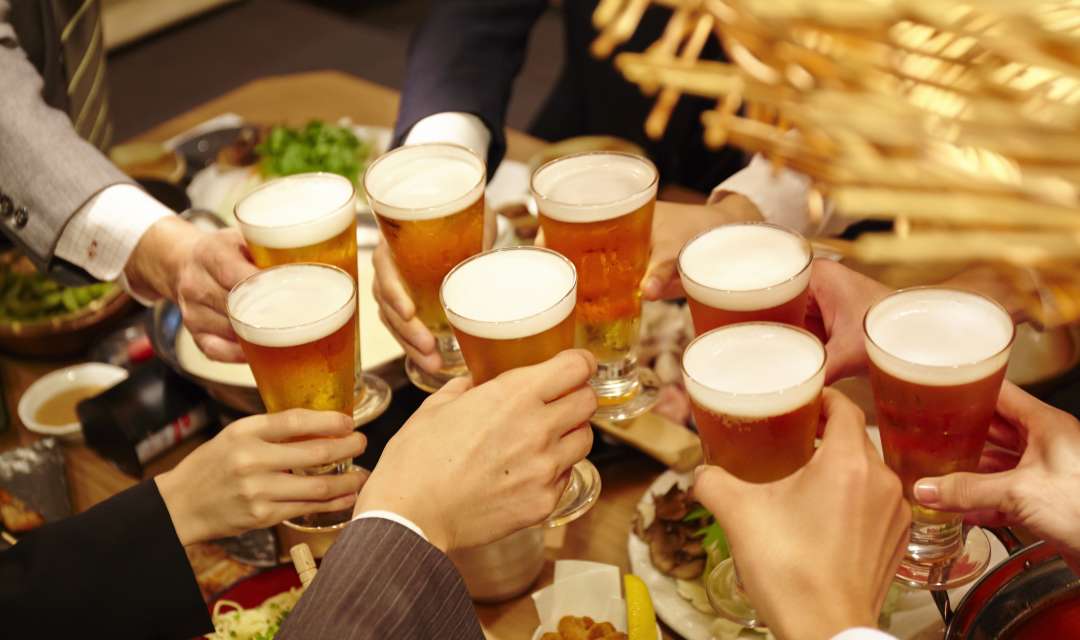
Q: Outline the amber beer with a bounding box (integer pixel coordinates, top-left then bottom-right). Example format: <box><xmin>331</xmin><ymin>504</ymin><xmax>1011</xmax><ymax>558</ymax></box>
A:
<box><xmin>683</xmin><ymin>322</ymin><xmax>825</xmax><ymax>626</ymax></box>
<box><xmin>440</xmin><ymin>246</ymin><xmax>601</xmax><ymax>526</ymax></box>
<box><xmin>441</xmin><ymin>247</ymin><xmax>577</xmax><ymax>384</ymax></box>
<box><xmin>864</xmin><ymin>287</ymin><xmax>1015</xmax><ymax>590</ymax></box>
<box><xmin>679</xmin><ymin>223</ymin><xmax>812</xmax><ymax>335</ymax></box>
<box><xmin>365</xmin><ymin>143</ymin><xmax>486</xmax><ymax>391</ymax></box>
<box><xmin>533</xmin><ymin>152</ymin><xmax>657</xmax><ymax>421</ymax></box>
<box><xmin>235</xmin><ymin>173</ymin><xmax>392</xmax><ymax>427</ymax></box>
<box><xmin>227</xmin><ymin>263</ymin><xmax>356</xmax><ymax>443</ymax></box>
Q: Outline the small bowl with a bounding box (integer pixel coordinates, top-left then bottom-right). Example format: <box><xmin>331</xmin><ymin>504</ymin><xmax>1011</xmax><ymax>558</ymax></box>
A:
<box><xmin>17</xmin><ymin>363</ymin><xmax>128</xmax><ymax>441</ymax></box>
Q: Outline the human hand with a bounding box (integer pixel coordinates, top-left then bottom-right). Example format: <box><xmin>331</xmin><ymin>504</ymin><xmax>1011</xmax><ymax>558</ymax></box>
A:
<box><xmin>641</xmin><ymin>195</ymin><xmax>763</xmax><ymax>301</ymax></box>
<box><xmin>693</xmin><ymin>389</ymin><xmax>910</xmax><ymax>640</ymax></box>
<box><xmin>914</xmin><ymin>381</ymin><xmax>1080</xmax><ymax>574</ymax></box>
<box><xmin>355</xmin><ymin>349</ymin><xmax>599</xmax><ymax>552</ymax></box>
<box><xmin>805</xmin><ymin>259</ymin><xmax>892</xmax><ymax>384</ymax></box>
<box><xmin>371</xmin><ymin>239</ymin><xmax>441</xmax><ymax>374</ymax></box>
<box><xmin>156</xmin><ymin>410</ymin><xmax>367</xmax><ymax>545</ymax></box>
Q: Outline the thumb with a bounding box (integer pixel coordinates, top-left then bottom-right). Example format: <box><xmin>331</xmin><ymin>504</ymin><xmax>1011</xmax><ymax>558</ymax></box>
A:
<box><xmin>913</xmin><ymin>470</ymin><xmax>1015</xmax><ymax>514</ymax></box>
<box><xmin>642</xmin><ymin>257</ymin><xmax>680</xmax><ymax>301</ymax></box>
<box><xmin>692</xmin><ymin>464</ymin><xmax>753</xmax><ymax>528</ymax></box>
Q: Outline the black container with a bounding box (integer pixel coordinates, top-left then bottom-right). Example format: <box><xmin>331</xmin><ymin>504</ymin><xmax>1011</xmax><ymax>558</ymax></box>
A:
<box><xmin>78</xmin><ymin>359</ymin><xmax>214</xmax><ymax>476</ymax></box>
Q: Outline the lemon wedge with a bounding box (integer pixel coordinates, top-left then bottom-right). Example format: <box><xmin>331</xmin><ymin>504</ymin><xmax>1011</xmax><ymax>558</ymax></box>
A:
<box><xmin>624</xmin><ymin>574</ymin><xmax>658</xmax><ymax>640</ymax></box>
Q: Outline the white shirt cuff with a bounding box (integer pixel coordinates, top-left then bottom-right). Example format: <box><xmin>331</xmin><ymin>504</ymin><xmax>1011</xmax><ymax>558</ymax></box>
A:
<box><xmin>710</xmin><ymin>154</ymin><xmax>850</xmax><ymax>237</ymax></box>
<box><xmin>352</xmin><ymin>510</ymin><xmax>428</xmax><ymax>542</ymax></box>
<box><xmin>831</xmin><ymin>627</ymin><xmax>897</xmax><ymax>640</ymax></box>
<box><xmin>54</xmin><ymin>184</ymin><xmax>173</xmax><ymax>292</ymax></box>
<box><xmin>403</xmin><ymin>112</ymin><xmax>492</xmax><ymax>161</ymax></box>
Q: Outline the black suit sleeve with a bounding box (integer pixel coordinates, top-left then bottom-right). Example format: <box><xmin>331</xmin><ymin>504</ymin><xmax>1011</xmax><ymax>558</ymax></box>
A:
<box><xmin>279</xmin><ymin>518</ymin><xmax>484</xmax><ymax>640</ymax></box>
<box><xmin>393</xmin><ymin>0</ymin><xmax>548</xmax><ymax>177</ymax></box>
<box><xmin>0</xmin><ymin>479</ymin><xmax>212</xmax><ymax>639</ymax></box>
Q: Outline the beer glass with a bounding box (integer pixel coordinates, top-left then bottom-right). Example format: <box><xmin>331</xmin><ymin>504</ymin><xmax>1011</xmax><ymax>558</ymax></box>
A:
<box><xmin>532</xmin><ymin>151</ymin><xmax>658</xmax><ymax>422</ymax></box>
<box><xmin>678</xmin><ymin>222</ymin><xmax>812</xmax><ymax>334</ymax></box>
<box><xmin>683</xmin><ymin>322</ymin><xmax>826</xmax><ymax>627</ymax></box>
<box><xmin>227</xmin><ymin>263</ymin><xmax>357</xmax><ymax>526</ymax></box>
<box><xmin>441</xmin><ymin>247</ymin><xmax>601</xmax><ymax>526</ymax></box>
<box><xmin>864</xmin><ymin>287</ymin><xmax>1015</xmax><ymax>589</ymax></box>
<box><xmin>365</xmin><ymin>143</ymin><xmax>486</xmax><ymax>392</ymax></box>
<box><xmin>235</xmin><ymin>172</ymin><xmax>391</xmax><ymax>427</ymax></box>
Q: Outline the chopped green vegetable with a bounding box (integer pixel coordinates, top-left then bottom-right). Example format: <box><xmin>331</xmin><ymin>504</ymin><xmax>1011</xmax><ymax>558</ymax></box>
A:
<box><xmin>255</xmin><ymin>121</ymin><xmax>373</xmax><ymax>185</ymax></box>
<box><xmin>0</xmin><ymin>267</ymin><xmax>114</xmax><ymax>322</ymax></box>
<box><xmin>683</xmin><ymin>505</ymin><xmax>712</xmax><ymax>523</ymax></box>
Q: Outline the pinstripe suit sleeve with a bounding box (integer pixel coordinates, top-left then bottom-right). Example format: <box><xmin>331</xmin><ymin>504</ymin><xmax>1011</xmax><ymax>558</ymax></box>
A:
<box><xmin>0</xmin><ymin>0</ymin><xmax>131</xmax><ymax>273</ymax></box>
<box><xmin>279</xmin><ymin>518</ymin><xmax>485</xmax><ymax>640</ymax></box>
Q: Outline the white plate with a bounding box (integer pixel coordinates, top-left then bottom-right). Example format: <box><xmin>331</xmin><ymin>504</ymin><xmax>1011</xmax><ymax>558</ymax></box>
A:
<box><xmin>17</xmin><ymin>363</ymin><xmax>128</xmax><ymax>441</ymax></box>
<box><xmin>627</xmin><ymin>427</ymin><xmax>1008</xmax><ymax>640</ymax></box>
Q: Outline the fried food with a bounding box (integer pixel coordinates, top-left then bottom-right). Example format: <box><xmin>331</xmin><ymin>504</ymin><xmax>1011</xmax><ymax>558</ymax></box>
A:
<box><xmin>0</xmin><ymin>488</ymin><xmax>45</xmax><ymax>533</ymax></box>
<box><xmin>542</xmin><ymin>616</ymin><xmax>628</xmax><ymax>640</ymax></box>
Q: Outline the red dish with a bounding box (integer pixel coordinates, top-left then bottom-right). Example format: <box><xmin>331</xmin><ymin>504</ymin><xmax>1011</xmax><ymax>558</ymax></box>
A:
<box><xmin>208</xmin><ymin>565</ymin><xmax>301</xmax><ymax>613</ymax></box>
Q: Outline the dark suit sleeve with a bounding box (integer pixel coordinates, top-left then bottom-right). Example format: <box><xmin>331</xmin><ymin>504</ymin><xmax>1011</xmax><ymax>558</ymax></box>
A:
<box><xmin>279</xmin><ymin>518</ymin><xmax>484</xmax><ymax>640</ymax></box>
<box><xmin>0</xmin><ymin>480</ymin><xmax>212</xmax><ymax>639</ymax></box>
<box><xmin>393</xmin><ymin>0</ymin><xmax>548</xmax><ymax>177</ymax></box>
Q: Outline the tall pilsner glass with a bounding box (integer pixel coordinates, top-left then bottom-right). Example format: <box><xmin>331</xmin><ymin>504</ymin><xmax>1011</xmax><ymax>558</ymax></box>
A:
<box><xmin>678</xmin><ymin>222</ymin><xmax>812</xmax><ymax>334</ymax></box>
<box><xmin>365</xmin><ymin>144</ymin><xmax>486</xmax><ymax>392</ymax></box>
<box><xmin>683</xmin><ymin>322</ymin><xmax>826</xmax><ymax>628</ymax></box>
<box><xmin>864</xmin><ymin>287</ymin><xmax>1015</xmax><ymax>589</ymax></box>
<box><xmin>235</xmin><ymin>172</ymin><xmax>391</xmax><ymax>426</ymax></box>
<box><xmin>441</xmin><ymin>247</ymin><xmax>601</xmax><ymax>527</ymax></box>
<box><xmin>227</xmin><ymin>263</ymin><xmax>357</xmax><ymax>527</ymax></box>
<box><xmin>532</xmin><ymin>152</ymin><xmax>658</xmax><ymax>422</ymax></box>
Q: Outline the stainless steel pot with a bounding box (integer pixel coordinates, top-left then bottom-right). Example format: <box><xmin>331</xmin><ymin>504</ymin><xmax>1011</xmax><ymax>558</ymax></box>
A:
<box><xmin>449</xmin><ymin>527</ymin><xmax>546</xmax><ymax>603</ymax></box>
<box><xmin>943</xmin><ymin>530</ymin><xmax>1080</xmax><ymax>639</ymax></box>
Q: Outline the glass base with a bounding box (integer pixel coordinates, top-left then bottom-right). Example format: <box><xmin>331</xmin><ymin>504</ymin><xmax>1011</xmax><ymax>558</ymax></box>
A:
<box><xmin>895</xmin><ymin>526</ymin><xmax>991</xmax><ymax>590</ymax></box>
<box><xmin>285</xmin><ymin>463</ymin><xmax>364</xmax><ymax>529</ymax></box>
<box><xmin>541</xmin><ymin>460</ymin><xmax>602</xmax><ymax>528</ymax></box>
<box><xmin>706</xmin><ymin>558</ymin><xmax>767</xmax><ymax>628</ymax></box>
<box><xmin>353</xmin><ymin>372</ymin><xmax>392</xmax><ymax>427</ymax></box>
<box><xmin>591</xmin><ymin>367</ymin><xmax>660</xmax><ymax>423</ymax></box>
<box><xmin>404</xmin><ymin>357</ymin><xmax>468</xmax><ymax>393</ymax></box>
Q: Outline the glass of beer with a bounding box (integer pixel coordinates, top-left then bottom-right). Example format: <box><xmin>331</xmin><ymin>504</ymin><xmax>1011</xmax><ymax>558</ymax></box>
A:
<box><xmin>864</xmin><ymin>287</ymin><xmax>1015</xmax><ymax>589</ymax></box>
<box><xmin>678</xmin><ymin>222</ymin><xmax>812</xmax><ymax>334</ymax></box>
<box><xmin>532</xmin><ymin>151</ymin><xmax>658</xmax><ymax>422</ymax></box>
<box><xmin>365</xmin><ymin>143</ymin><xmax>486</xmax><ymax>392</ymax></box>
<box><xmin>227</xmin><ymin>263</ymin><xmax>357</xmax><ymax>527</ymax></box>
<box><xmin>682</xmin><ymin>322</ymin><xmax>826</xmax><ymax>627</ymax></box>
<box><xmin>235</xmin><ymin>172</ymin><xmax>392</xmax><ymax>427</ymax></box>
<box><xmin>441</xmin><ymin>246</ymin><xmax>601</xmax><ymax>527</ymax></box>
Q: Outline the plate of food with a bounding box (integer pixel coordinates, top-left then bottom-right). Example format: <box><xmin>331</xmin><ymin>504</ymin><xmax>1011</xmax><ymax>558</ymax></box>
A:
<box><xmin>185</xmin><ymin>119</ymin><xmax>392</xmax><ymax>223</ymax></box>
<box><xmin>0</xmin><ymin>252</ymin><xmax>132</xmax><ymax>358</ymax></box>
<box><xmin>628</xmin><ymin>429</ymin><xmax>1010</xmax><ymax>640</ymax></box>
<box><xmin>204</xmin><ymin>564</ymin><xmax>302</xmax><ymax>640</ymax></box>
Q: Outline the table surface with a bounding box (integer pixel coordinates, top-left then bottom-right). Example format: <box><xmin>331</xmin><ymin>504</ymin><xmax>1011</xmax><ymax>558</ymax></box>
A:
<box><xmin>0</xmin><ymin>71</ymin><xmax>683</xmax><ymax>639</ymax></box>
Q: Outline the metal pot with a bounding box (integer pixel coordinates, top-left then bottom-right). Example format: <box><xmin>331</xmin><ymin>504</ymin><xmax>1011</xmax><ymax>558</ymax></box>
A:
<box><xmin>449</xmin><ymin>527</ymin><xmax>546</xmax><ymax>604</ymax></box>
<box><xmin>943</xmin><ymin>530</ymin><xmax>1080</xmax><ymax>639</ymax></box>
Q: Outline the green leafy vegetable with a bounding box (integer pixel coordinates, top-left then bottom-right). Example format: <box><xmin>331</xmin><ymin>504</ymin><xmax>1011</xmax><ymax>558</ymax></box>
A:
<box><xmin>0</xmin><ymin>268</ymin><xmax>114</xmax><ymax>322</ymax></box>
<box><xmin>255</xmin><ymin>121</ymin><xmax>373</xmax><ymax>185</ymax></box>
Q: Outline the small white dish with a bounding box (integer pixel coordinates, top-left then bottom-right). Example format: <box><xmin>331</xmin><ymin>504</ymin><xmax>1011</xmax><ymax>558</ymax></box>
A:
<box><xmin>18</xmin><ymin>363</ymin><xmax>128</xmax><ymax>441</ymax></box>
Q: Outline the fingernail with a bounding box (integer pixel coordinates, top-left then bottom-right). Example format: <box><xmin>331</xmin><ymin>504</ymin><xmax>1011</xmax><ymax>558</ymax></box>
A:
<box><xmin>914</xmin><ymin>480</ymin><xmax>939</xmax><ymax>504</ymax></box>
<box><xmin>643</xmin><ymin>277</ymin><xmax>659</xmax><ymax>296</ymax></box>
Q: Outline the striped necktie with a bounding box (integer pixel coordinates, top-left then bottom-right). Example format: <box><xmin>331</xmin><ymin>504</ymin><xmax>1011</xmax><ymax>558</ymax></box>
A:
<box><xmin>53</xmin><ymin>0</ymin><xmax>112</xmax><ymax>150</ymax></box>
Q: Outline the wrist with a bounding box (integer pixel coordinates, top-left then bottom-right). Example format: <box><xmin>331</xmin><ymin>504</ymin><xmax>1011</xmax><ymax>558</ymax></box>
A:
<box><xmin>123</xmin><ymin>216</ymin><xmax>199</xmax><ymax>301</ymax></box>
<box><xmin>354</xmin><ymin>484</ymin><xmax>451</xmax><ymax>552</ymax></box>
<box><xmin>793</xmin><ymin>604</ymin><xmax>876</xmax><ymax>640</ymax></box>
<box><xmin>155</xmin><ymin>469</ymin><xmax>203</xmax><ymax>546</ymax></box>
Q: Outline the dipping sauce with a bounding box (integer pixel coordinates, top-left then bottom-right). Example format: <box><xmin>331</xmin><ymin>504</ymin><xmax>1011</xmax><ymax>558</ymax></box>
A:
<box><xmin>32</xmin><ymin>385</ymin><xmax>106</xmax><ymax>427</ymax></box>
<box><xmin>1007</xmin><ymin>592</ymin><xmax>1080</xmax><ymax>639</ymax></box>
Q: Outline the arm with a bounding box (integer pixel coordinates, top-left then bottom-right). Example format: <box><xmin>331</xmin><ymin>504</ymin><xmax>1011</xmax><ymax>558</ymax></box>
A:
<box><xmin>0</xmin><ymin>1</ymin><xmax>137</xmax><ymax>275</ymax></box>
<box><xmin>0</xmin><ymin>481</ymin><xmax>212</xmax><ymax>638</ymax></box>
<box><xmin>279</xmin><ymin>519</ymin><xmax>484</xmax><ymax>640</ymax></box>
<box><xmin>394</xmin><ymin>0</ymin><xmax>548</xmax><ymax>174</ymax></box>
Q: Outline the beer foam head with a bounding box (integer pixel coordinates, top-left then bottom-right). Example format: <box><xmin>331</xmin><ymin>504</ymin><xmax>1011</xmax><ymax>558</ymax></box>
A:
<box><xmin>865</xmin><ymin>288</ymin><xmax>1014</xmax><ymax>386</ymax></box>
<box><xmin>364</xmin><ymin>143</ymin><xmax>485</xmax><ymax>221</ymax></box>
<box><xmin>228</xmin><ymin>264</ymin><xmax>355</xmax><ymax>348</ymax></box>
<box><xmin>531</xmin><ymin>152</ymin><xmax>658</xmax><ymax>223</ymax></box>
<box><xmin>442</xmin><ymin>247</ymin><xmax>577</xmax><ymax>341</ymax></box>
<box><xmin>679</xmin><ymin>223</ymin><xmax>812</xmax><ymax>311</ymax></box>
<box><xmin>682</xmin><ymin>323</ymin><xmax>825</xmax><ymax>419</ymax></box>
<box><xmin>235</xmin><ymin>173</ymin><xmax>355</xmax><ymax>249</ymax></box>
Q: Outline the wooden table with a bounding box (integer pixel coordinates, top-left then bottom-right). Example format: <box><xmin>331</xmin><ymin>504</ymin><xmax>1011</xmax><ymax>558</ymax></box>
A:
<box><xmin>0</xmin><ymin>71</ymin><xmax>681</xmax><ymax>639</ymax></box>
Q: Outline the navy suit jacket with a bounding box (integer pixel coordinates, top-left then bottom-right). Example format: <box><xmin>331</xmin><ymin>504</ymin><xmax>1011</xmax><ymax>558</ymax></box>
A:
<box><xmin>394</xmin><ymin>0</ymin><xmax>746</xmax><ymax>192</ymax></box>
